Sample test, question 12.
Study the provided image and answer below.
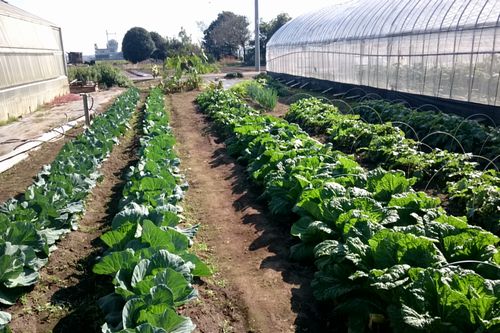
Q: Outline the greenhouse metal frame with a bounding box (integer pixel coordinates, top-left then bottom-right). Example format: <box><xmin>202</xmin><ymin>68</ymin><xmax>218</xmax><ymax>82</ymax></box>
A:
<box><xmin>267</xmin><ymin>0</ymin><xmax>500</xmax><ymax>107</ymax></box>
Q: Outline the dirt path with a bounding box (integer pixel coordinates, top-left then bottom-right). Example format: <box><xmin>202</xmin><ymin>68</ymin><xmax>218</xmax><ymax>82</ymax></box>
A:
<box><xmin>6</xmin><ymin>98</ymin><xmax>143</xmax><ymax>333</ymax></box>
<box><xmin>169</xmin><ymin>91</ymin><xmax>324</xmax><ymax>333</ymax></box>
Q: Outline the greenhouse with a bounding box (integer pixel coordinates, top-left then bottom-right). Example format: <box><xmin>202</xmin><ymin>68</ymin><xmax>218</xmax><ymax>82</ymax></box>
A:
<box><xmin>0</xmin><ymin>1</ymin><xmax>68</xmax><ymax>121</ymax></box>
<box><xmin>267</xmin><ymin>0</ymin><xmax>500</xmax><ymax>109</ymax></box>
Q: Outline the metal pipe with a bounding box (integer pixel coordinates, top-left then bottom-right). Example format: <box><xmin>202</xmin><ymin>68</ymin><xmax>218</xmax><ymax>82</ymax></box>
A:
<box><xmin>81</xmin><ymin>93</ymin><xmax>91</xmax><ymax>126</ymax></box>
<box><xmin>255</xmin><ymin>0</ymin><xmax>261</xmax><ymax>72</ymax></box>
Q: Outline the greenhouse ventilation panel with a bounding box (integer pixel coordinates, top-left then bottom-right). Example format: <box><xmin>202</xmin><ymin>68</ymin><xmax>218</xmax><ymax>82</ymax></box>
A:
<box><xmin>267</xmin><ymin>0</ymin><xmax>500</xmax><ymax>108</ymax></box>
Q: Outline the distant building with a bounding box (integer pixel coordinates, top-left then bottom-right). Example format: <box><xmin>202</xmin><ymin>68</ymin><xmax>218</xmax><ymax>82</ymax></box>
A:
<box><xmin>68</xmin><ymin>52</ymin><xmax>83</xmax><ymax>65</ymax></box>
<box><xmin>0</xmin><ymin>1</ymin><xmax>69</xmax><ymax>121</ymax></box>
<box><xmin>94</xmin><ymin>43</ymin><xmax>124</xmax><ymax>61</ymax></box>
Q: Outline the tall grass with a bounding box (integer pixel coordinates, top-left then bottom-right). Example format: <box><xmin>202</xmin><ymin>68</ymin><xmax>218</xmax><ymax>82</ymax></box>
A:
<box><xmin>246</xmin><ymin>81</ymin><xmax>278</xmax><ymax>111</ymax></box>
<box><xmin>231</xmin><ymin>80</ymin><xmax>278</xmax><ymax>111</ymax></box>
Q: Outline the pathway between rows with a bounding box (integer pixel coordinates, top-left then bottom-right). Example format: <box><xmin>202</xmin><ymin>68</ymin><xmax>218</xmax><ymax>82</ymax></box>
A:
<box><xmin>169</xmin><ymin>91</ymin><xmax>324</xmax><ymax>333</ymax></box>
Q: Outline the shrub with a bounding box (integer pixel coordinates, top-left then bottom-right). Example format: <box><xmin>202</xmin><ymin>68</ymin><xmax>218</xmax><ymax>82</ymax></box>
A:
<box><xmin>68</xmin><ymin>65</ymin><xmax>98</xmax><ymax>84</ymax></box>
<box><xmin>68</xmin><ymin>63</ymin><xmax>131</xmax><ymax>88</ymax></box>
<box><xmin>224</xmin><ymin>71</ymin><xmax>244</xmax><ymax>79</ymax></box>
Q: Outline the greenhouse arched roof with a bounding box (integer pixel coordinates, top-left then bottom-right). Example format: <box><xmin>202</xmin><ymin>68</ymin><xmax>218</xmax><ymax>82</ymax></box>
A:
<box><xmin>268</xmin><ymin>0</ymin><xmax>500</xmax><ymax>47</ymax></box>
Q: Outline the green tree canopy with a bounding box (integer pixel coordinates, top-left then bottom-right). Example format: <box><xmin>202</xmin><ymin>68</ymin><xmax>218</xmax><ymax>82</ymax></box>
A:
<box><xmin>122</xmin><ymin>27</ymin><xmax>155</xmax><ymax>63</ymax></box>
<box><xmin>163</xmin><ymin>28</ymin><xmax>202</xmax><ymax>59</ymax></box>
<box><xmin>245</xmin><ymin>13</ymin><xmax>291</xmax><ymax>65</ymax></box>
<box><xmin>150</xmin><ymin>31</ymin><xmax>168</xmax><ymax>61</ymax></box>
<box><xmin>107</xmin><ymin>39</ymin><xmax>118</xmax><ymax>52</ymax></box>
<box><xmin>203</xmin><ymin>11</ymin><xmax>249</xmax><ymax>60</ymax></box>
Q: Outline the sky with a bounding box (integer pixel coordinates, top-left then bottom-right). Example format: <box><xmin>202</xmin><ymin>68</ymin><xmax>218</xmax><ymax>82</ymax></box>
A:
<box><xmin>8</xmin><ymin>0</ymin><xmax>338</xmax><ymax>55</ymax></box>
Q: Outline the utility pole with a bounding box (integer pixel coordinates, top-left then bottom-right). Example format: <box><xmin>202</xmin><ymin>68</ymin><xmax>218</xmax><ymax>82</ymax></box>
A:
<box><xmin>255</xmin><ymin>0</ymin><xmax>261</xmax><ymax>72</ymax></box>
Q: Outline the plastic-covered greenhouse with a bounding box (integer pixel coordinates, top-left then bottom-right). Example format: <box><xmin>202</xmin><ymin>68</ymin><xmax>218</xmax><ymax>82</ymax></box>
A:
<box><xmin>267</xmin><ymin>0</ymin><xmax>500</xmax><ymax>108</ymax></box>
<box><xmin>0</xmin><ymin>1</ymin><xmax>68</xmax><ymax>121</ymax></box>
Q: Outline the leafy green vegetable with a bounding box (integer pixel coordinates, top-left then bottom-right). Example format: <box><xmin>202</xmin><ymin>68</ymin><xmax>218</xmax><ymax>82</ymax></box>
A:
<box><xmin>196</xmin><ymin>85</ymin><xmax>500</xmax><ymax>333</ymax></box>
<box><xmin>96</xmin><ymin>88</ymin><xmax>209</xmax><ymax>333</ymax></box>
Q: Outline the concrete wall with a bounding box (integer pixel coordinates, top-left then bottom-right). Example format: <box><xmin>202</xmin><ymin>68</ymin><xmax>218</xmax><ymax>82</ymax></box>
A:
<box><xmin>0</xmin><ymin>76</ymin><xmax>69</xmax><ymax>121</ymax></box>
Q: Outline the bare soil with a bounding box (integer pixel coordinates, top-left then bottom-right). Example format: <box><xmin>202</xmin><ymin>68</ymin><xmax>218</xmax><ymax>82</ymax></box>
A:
<box><xmin>268</xmin><ymin>101</ymin><xmax>289</xmax><ymax>118</ymax></box>
<box><xmin>169</xmin><ymin>91</ymin><xmax>325</xmax><ymax>333</ymax></box>
<box><xmin>5</xmin><ymin>97</ymin><xmax>143</xmax><ymax>333</ymax></box>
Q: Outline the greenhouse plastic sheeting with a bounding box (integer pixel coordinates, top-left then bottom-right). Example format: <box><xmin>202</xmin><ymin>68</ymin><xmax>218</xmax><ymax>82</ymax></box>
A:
<box><xmin>0</xmin><ymin>1</ymin><xmax>68</xmax><ymax>120</ymax></box>
<box><xmin>0</xmin><ymin>1</ymin><xmax>66</xmax><ymax>90</ymax></box>
<box><xmin>267</xmin><ymin>0</ymin><xmax>500</xmax><ymax>106</ymax></box>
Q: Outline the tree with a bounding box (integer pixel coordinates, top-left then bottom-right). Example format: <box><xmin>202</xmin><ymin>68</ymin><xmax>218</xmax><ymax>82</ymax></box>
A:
<box><xmin>263</xmin><ymin>13</ymin><xmax>291</xmax><ymax>41</ymax></box>
<box><xmin>107</xmin><ymin>39</ymin><xmax>118</xmax><ymax>52</ymax></box>
<box><xmin>150</xmin><ymin>31</ymin><xmax>168</xmax><ymax>61</ymax></box>
<box><xmin>260</xmin><ymin>13</ymin><xmax>291</xmax><ymax>63</ymax></box>
<box><xmin>122</xmin><ymin>27</ymin><xmax>155</xmax><ymax>63</ymax></box>
<box><xmin>245</xmin><ymin>13</ymin><xmax>291</xmax><ymax>65</ymax></box>
<box><xmin>161</xmin><ymin>28</ymin><xmax>202</xmax><ymax>59</ymax></box>
<box><xmin>203</xmin><ymin>11</ymin><xmax>250</xmax><ymax>60</ymax></box>
<box><xmin>178</xmin><ymin>27</ymin><xmax>191</xmax><ymax>45</ymax></box>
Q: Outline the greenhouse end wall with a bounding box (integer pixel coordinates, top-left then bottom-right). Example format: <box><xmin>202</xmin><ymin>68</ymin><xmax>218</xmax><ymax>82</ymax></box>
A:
<box><xmin>0</xmin><ymin>2</ymin><xmax>68</xmax><ymax>122</ymax></box>
<box><xmin>0</xmin><ymin>77</ymin><xmax>68</xmax><ymax>121</ymax></box>
<box><xmin>267</xmin><ymin>0</ymin><xmax>500</xmax><ymax>109</ymax></box>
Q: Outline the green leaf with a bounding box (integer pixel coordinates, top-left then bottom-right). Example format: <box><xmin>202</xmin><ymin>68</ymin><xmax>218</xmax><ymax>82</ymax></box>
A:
<box><xmin>93</xmin><ymin>249</ymin><xmax>137</xmax><ymax>275</ymax></box>
<box><xmin>369</xmin><ymin>229</ymin><xmax>445</xmax><ymax>269</ymax></box>
<box><xmin>369</xmin><ymin>264</ymin><xmax>411</xmax><ymax>290</ymax></box>
<box><xmin>442</xmin><ymin>229</ymin><xmax>499</xmax><ymax>263</ymax></box>
<box><xmin>123</xmin><ymin>323</ymin><xmax>168</xmax><ymax>333</ymax></box>
<box><xmin>152</xmin><ymin>268</ymin><xmax>197</xmax><ymax>305</ymax></box>
<box><xmin>388</xmin><ymin>192</ymin><xmax>441</xmax><ymax>210</ymax></box>
<box><xmin>289</xmin><ymin>242</ymin><xmax>315</xmax><ymax>262</ymax></box>
<box><xmin>148</xmin><ymin>251</ymin><xmax>194</xmax><ymax>281</ymax></box>
<box><xmin>122</xmin><ymin>298</ymin><xmax>146</xmax><ymax>329</ymax></box>
<box><xmin>388</xmin><ymin>192</ymin><xmax>441</xmax><ymax>225</ymax></box>
<box><xmin>146</xmin><ymin>284</ymin><xmax>175</xmax><ymax>306</ymax></box>
<box><xmin>400</xmin><ymin>304</ymin><xmax>439</xmax><ymax>329</ymax></box>
<box><xmin>314</xmin><ymin>240</ymin><xmax>345</xmax><ymax>258</ymax></box>
<box><xmin>0</xmin><ymin>286</ymin><xmax>24</xmax><ymax>306</ymax></box>
<box><xmin>112</xmin><ymin>203</ymin><xmax>150</xmax><ymax>229</ymax></box>
<box><xmin>5</xmin><ymin>222</ymin><xmax>48</xmax><ymax>255</ymax></box>
<box><xmin>38</xmin><ymin>228</ymin><xmax>67</xmax><ymax>246</ymax></box>
<box><xmin>434</xmin><ymin>215</ymin><xmax>468</xmax><ymax>229</ymax></box>
<box><xmin>0</xmin><ymin>310</ymin><xmax>11</xmax><ymax>326</ymax></box>
<box><xmin>97</xmin><ymin>292</ymin><xmax>126</xmax><ymax>329</ymax></box>
<box><xmin>302</xmin><ymin>221</ymin><xmax>334</xmax><ymax>244</ymax></box>
<box><xmin>290</xmin><ymin>216</ymin><xmax>314</xmax><ymax>238</ymax></box>
<box><xmin>367</xmin><ymin>169</ymin><xmax>415</xmax><ymax>202</ymax></box>
<box><xmin>131</xmin><ymin>259</ymin><xmax>150</xmax><ymax>289</ymax></box>
<box><xmin>312</xmin><ymin>263</ymin><xmax>363</xmax><ymax>301</ymax></box>
<box><xmin>179</xmin><ymin>253</ymin><xmax>211</xmax><ymax>277</ymax></box>
<box><xmin>398</xmin><ymin>267</ymin><xmax>499</xmax><ymax>332</ymax></box>
<box><xmin>136</xmin><ymin>306</ymin><xmax>195</xmax><ymax>332</ymax></box>
<box><xmin>101</xmin><ymin>222</ymin><xmax>137</xmax><ymax>251</ymax></box>
<box><xmin>141</xmin><ymin>221</ymin><xmax>189</xmax><ymax>253</ymax></box>
<box><xmin>4</xmin><ymin>270</ymin><xmax>39</xmax><ymax>288</ymax></box>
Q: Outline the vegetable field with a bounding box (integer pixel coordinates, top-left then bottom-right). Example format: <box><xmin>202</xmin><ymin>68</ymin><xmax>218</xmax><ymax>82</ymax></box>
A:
<box><xmin>0</xmin><ymin>79</ymin><xmax>498</xmax><ymax>333</ymax></box>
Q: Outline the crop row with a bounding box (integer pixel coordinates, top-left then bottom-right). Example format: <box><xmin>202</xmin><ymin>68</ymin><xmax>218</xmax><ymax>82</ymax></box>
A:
<box><xmin>196</xmin><ymin>86</ymin><xmax>499</xmax><ymax>333</ymax></box>
<box><xmin>285</xmin><ymin>97</ymin><xmax>499</xmax><ymax>234</ymax></box>
<box><xmin>0</xmin><ymin>88</ymin><xmax>140</xmax><ymax>331</ymax></box>
<box><xmin>351</xmin><ymin>99</ymin><xmax>500</xmax><ymax>165</ymax></box>
<box><xmin>93</xmin><ymin>87</ymin><xmax>210</xmax><ymax>333</ymax></box>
